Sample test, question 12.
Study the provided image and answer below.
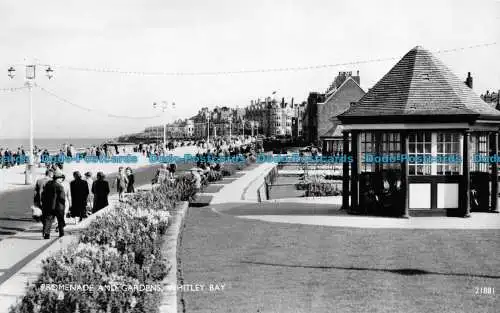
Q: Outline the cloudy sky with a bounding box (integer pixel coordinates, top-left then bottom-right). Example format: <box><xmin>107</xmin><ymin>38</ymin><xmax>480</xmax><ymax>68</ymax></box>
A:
<box><xmin>0</xmin><ymin>0</ymin><xmax>499</xmax><ymax>139</ymax></box>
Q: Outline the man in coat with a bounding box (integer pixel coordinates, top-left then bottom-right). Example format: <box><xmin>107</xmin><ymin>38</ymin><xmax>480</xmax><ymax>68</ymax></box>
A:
<box><xmin>69</xmin><ymin>171</ymin><xmax>89</xmax><ymax>222</ymax></box>
<box><xmin>41</xmin><ymin>169</ymin><xmax>66</xmax><ymax>239</ymax></box>
<box><xmin>34</xmin><ymin>169</ymin><xmax>54</xmax><ymax>209</ymax></box>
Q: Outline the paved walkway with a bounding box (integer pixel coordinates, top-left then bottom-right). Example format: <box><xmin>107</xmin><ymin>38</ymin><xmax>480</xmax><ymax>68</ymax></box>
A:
<box><xmin>213</xmin><ymin>201</ymin><xmax>500</xmax><ymax>229</ymax></box>
<box><xmin>0</xmin><ymin>191</ymin><xmax>123</xmax><ymax>310</ymax></box>
<box><xmin>0</xmin><ymin>151</ymin><xmax>272</xmax><ymax>312</ymax></box>
<box><xmin>0</xmin><ymin>145</ymin><xmax>202</xmax><ymax>194</ymax></box>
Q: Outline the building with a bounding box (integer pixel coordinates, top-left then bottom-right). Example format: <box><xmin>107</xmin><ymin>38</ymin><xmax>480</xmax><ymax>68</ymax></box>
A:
<box><xmin>319</xmin><ymin>72</ymin><xmax>365</xmax><ymax>154</ymax></box>
<box><xmin>481</xmin><ymin>90</ymin><xmax>500</xmax><ymax>110</ymax></box>
<box><xmin>246</xmin><ymin>97</ymin><xmax>305</xmax><ymax>138</ymax></box>
<box><xmin>338</xmin><ymin>46</ymin><xmax>500</xmax><ymax>218</ymax></box>
<box><xmin>143</xmin><ymin>119</ymin><xmax>195</xmax><ymax>140</ymax></box>
<box><xmin>303</xmin><ymin>71</ymin><xmax>364</xmax><ymax>146</ymax></box>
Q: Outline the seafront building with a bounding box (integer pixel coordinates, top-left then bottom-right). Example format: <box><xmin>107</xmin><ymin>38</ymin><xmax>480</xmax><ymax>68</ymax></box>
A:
<box><xmin>338</xmin><ymin>46</ymin><xmax>500</xmax><ymax>217</ymax></box>
<box><xmin>303</xmin><ymin>71</ymin><xmax>365</xmax><ymax>149</ymax></box>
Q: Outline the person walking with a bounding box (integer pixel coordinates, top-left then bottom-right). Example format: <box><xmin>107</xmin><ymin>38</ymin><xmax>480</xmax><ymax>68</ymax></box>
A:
<box><xmin>69</xmin><ymin>171</ymin><xmax>89</xmax><ymax>223</ymax></box>
<box><xmin>113</xmin><ymin>167</ymin><xmax>128</xmax><ymax>201</ymax></box>
<box><xmin>92</xmin><ymin>172</ymin><xmax>110</xmax><ymax>213</ymax></box>
<box><xmin>41</xmin><ymin>169</ymin><xmax>66</xmax><ymax>239</ymax></box>
<box><xmin>125</xmin><ymin>167</ymin><xmax>135</xmax><ymax>193</ymax></box>
<box><xmin>84</xmin><ymin>172</ymin><xmax>94</xmax><ymax>215</ymax></box>
<box><xmin>34</xmin><ymin>169</ymin><xmax>54</xmax><ymax>210</ymax></box>
<box><xmin>155</xmin><ymin>164</ymin><xmax>169</xmax><ymax>185</ymax></box>
<box><xmin>168</xmin><ymin>161</ymin><xmax>177</xmax><ymax>179</ymax></box>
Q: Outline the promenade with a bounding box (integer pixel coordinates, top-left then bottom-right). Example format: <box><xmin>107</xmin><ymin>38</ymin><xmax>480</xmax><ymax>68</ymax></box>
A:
<box><xmin>0</xmin><ymin>145</ymin><xmax>201</xmax><ymax>194</ymax></box>
<box><xmin>0</xmin><ymin>153</ymin><xmax>274</xmax><ymax>312</ymax></box>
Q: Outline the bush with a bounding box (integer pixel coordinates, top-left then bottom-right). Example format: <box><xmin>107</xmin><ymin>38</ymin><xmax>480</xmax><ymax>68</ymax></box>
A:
<box><xmin>221</xmin><ymin>165</ymin><xmax>236</xmax><ymax>177</ymax></box>
<box><xmin>11</xmin><ymin>206</ymin><xmax>170</xmax><ymax>313</ymax></box>
<box><xmin>9</xmin><ymin>171</ymin><xmax>198</xmax><ymax>313</ymax></box>
<box><xmin>207</xmin><ymin>170</ymin><xmax>223</xmax><ymax>182</ymax></box>
<box><xmin>304</xmin><ymin>182</ymin><xmax>341</xmax><ymax>197</ymax></box>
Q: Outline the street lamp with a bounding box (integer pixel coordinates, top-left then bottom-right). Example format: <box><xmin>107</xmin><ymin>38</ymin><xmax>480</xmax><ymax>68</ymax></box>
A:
<box><xmin>7</xmin><ymin>60</ymin><xmax>54</xmax><ymax>185</ymax></box>
<box><xmin>206</xmin><ymin>114</ymin><xmax>210</xmax><ymax>145</ymax></box>
<box><xmin>153</xmin><ymin>101</ymin><xmax>175</xmax><ymax>151</ymax></box>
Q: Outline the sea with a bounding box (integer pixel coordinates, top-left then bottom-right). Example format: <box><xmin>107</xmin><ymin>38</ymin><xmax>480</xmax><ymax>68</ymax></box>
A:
<box><xmin>0</xmin><ymin>138</ymin><xmax>109</xmax><ymax>153</ymax></box>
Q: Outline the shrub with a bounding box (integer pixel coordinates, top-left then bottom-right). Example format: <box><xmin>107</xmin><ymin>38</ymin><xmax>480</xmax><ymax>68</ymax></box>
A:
<box><xmin>207</xmin><ymin>170</ymin><xmax>223</xmax><ymax>182</ymax></box>
<box><xmin>221</xmin><ymin>165</ymin><xmax>236</xmax><ymax>177</ymax></box>
<box><xmin>9</xmin><ymin>170</ymin><xmax>198</xmax><ymax>313</ymax></box>
<box><xmin>304</xmin><ymin>182</ymin><xmax>341</xmax><ymax>197</ymax></box>
<box><xmin>11</xmin><ymin>206</ymin><xmax>170</xmax><ymax>313</ymax></box>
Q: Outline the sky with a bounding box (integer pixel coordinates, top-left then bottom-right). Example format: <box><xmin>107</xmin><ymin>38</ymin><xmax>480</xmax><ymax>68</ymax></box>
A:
<box><xmin>0</xmin><ymin>0</ymin><xmax>499</xmax><ymax>139</ymax></box>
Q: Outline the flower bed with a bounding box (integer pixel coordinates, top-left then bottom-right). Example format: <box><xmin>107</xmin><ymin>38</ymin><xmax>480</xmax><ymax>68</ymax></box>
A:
<box><xmin>295</xmin><ymin>176</ymin><xmax>342</xmax><ymax>197</ymax></box>
<box><xmin>9</xmin><ymin>174</ymin><xmax>196</xmax><ymax>313</ymax></box>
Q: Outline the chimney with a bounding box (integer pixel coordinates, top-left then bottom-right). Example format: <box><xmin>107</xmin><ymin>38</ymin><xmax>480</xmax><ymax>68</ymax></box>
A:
<box><xmin>465</xmin><ymin>72</ymin><xmax>473</xmax><ymax>89</ymax></box>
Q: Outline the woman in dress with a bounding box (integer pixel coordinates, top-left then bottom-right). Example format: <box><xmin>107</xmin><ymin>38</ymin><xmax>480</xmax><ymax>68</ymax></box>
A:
<box><xmin>84</xmin><ymin>172</ymin><xmax>94</xmax><ymax>215</ymax></box>
<box><xmin>91</xmin><ymin>172</ymin><xmax>110</xmax><ymax>213</ymax></box>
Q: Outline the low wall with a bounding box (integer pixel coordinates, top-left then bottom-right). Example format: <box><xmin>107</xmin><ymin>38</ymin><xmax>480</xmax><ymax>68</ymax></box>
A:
<box><xmin>242</xmin><ymin>164</ymin><xmax>277</xmax><ymax>202</ymax></box>
<box><xmin>159</xmin><ymin>201</ymin><xmax>189</xmax><ymax>313</ymax></box>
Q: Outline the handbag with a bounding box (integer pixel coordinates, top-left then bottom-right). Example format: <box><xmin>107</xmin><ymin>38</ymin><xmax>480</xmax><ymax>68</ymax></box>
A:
<box><xmin>32</xmin><ymin>205</ymin><xmax>43</xmax><ymax>221</ymax></box>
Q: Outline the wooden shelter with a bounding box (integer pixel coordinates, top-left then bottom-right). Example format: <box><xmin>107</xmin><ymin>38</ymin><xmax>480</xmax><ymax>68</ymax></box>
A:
<box><xmin>338</xmin><ymin>46</ymin><xmax>500</xmax><ymax>217</ymax></box>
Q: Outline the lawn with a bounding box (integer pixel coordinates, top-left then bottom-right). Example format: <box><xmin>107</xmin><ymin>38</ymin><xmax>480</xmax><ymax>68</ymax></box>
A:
<box><xmin>177</xmin><ymin>206</ymin><xmax>499</xmax><ymax>313</ymax></box>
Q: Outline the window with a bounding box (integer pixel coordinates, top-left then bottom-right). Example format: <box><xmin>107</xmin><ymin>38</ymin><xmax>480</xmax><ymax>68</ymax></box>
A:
<box><xmin>408</xmin><ymin>132</ymin><xmax>462</xmax><ymax>176</ymax></box>
<box><xmin>359</xmin><ymin>132</ymin><xmax>376</xmax><ymax>172</ymax></box>
<box><xmin>470</xmin><ymin>132</ymin><xmax>489</xmax><ymax>172</ymax></box>
<box><xmin>436</xmin><ymin>133</ymin><xmax>461</xmax><ymax>175</ymax></box>
<box><xmin>408</xmin><ymin>132</ymin><xmax>432</xmax><ymax>175</ymax></box>
<box><xmin>380</xmin><ymin>133</ymin><xmax>401</xmax><ymax>170</ymax></box>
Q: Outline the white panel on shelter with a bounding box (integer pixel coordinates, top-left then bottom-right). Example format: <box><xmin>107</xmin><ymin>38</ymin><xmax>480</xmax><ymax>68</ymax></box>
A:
<box><xmin>409</xmin><ymin>183</ymin><xmax>431</xmax><ymax>209</ymax></box>
<box><xmin>437</xmin><ymin>183</ymin><xmax>459</xmax><ymax>209</ymax></box>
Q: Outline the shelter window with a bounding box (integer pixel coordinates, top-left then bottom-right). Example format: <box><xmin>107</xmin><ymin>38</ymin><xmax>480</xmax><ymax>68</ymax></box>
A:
<box><xmin>380</xmin><ymin>133</ymin><xmax>401</xmax><ymax>170</ymax></box>
<box><xmin>409</xmin><ymin>131</ymin><xmax>462</xmax><ymax>176</ymax></box>
<box><xmin>408</xmin><ymin>132</ymin><xmax>432</xmax><ymax>175</ymax></box>
<box><xmin>359</xmin><ymin>132</ymin><xmax>376</xmax><ymax>172</ymax></box>
<box><xmin>470</xmin><ymin>132</ymin><xmax>489</xmax><ymax>173</ymax></box>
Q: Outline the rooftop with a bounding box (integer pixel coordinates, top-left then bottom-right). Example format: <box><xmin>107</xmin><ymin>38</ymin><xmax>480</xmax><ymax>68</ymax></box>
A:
<box><xmin>339</xmin><ymin>46</ymin><xmax>500</xmax><ymax>122</ymax></box>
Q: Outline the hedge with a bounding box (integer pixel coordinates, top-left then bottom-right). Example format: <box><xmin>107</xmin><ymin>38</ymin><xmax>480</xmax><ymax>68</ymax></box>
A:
<box><xmin>9</xmin><ymin>174</ymin><xmax>196</xmax><ymax>313</ymax></box>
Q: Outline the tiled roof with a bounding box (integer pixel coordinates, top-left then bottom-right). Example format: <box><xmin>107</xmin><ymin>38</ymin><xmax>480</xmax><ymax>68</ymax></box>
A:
<box><xmin>320</xmin><ymin>124</ymin><xmax>344</xmax><ymax>138</ymax></box>
<box><xmin>339</xmin><ymin>46</ymin><xmax>500</xmax><ymax>120</ymax></box>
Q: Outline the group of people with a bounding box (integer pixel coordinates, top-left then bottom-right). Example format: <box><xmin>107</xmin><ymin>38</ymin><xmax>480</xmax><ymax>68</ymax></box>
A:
<box><xmin>0</xmin><ymin>146</ymin><xmax>27</xmax><ymax>168</ymax></box>
<box><xmin>33</xmin><ymin>165</ymin><xmax>136</xmax><ymax>239</ymax></box>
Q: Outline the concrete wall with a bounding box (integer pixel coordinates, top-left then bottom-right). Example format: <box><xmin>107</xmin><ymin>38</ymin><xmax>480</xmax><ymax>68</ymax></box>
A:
<box><xmin>241</xmin><ymin>163</ymin><xmax>277</xmax><ymax>202</ymax></box>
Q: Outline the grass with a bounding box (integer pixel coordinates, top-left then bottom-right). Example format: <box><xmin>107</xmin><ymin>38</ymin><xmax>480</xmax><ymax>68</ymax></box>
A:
<box><xmin>178</xmin><ymin>206</ymin><xmax>499</xmax><ymax>313</ymax></box>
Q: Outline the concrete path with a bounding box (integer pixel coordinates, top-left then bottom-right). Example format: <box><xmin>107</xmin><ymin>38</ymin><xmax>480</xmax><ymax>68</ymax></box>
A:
<box><xmin>0</xmin><ymin>190</ymin><xmax>122</xmax><ymax>311</ymax></box>
<box><xmin>213</xmin><ymin>200</ymin><xmax>500</xmax><ymax>229</ymax></box>
<box><xmin>0</xmin><ymin>145</ymin><xmax>202</xmax><ymax>194</ymax></box>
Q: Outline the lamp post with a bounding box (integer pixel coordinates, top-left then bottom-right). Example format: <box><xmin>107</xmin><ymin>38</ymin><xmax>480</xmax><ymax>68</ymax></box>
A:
<box><xmin>7</xmin><ymin>60</ymin><xmax>54</xmax><ymax>185</ymax></box>
<box><xmin>153</xmin><ymin>101</ymin><xmax>175</xmax><ymax>151</ymax></box>
<box><xmin>206</xmin><ymin>114</ymin><xmax>210</xmax><ymax>145</ymax></box>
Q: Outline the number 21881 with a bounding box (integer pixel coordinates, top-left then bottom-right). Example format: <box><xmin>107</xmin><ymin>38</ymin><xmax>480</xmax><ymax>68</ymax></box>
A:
<box><xmin>475</xmin><ymin>287</ymin><xmax>495</xmax><ymax>295</ymax></box>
